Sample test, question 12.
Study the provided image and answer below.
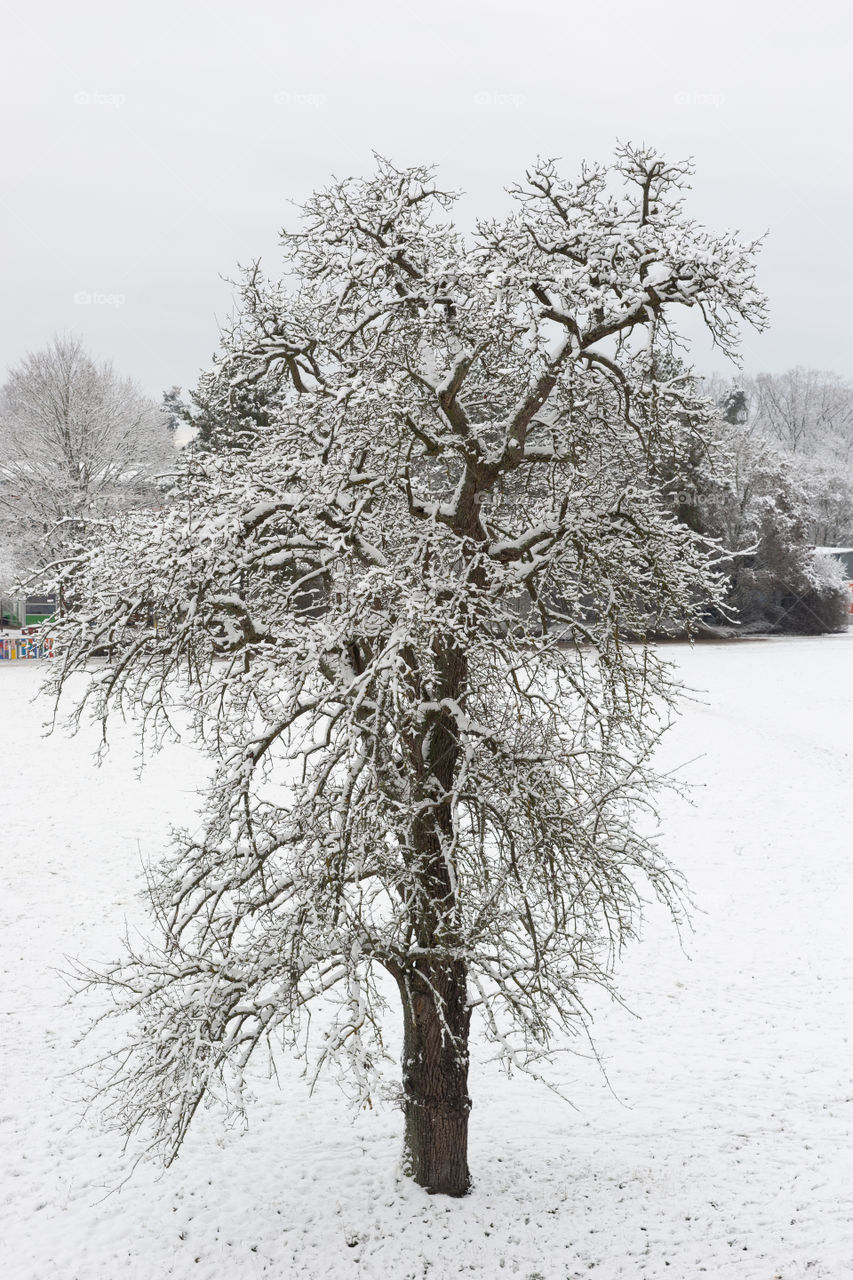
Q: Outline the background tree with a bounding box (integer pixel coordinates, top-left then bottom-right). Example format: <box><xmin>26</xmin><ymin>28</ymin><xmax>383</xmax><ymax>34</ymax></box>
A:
<box><xmin>806</xmin><ymin>462</ymin><xmax>853</xmax><ymax>546</ymax></box>
<box><xmin>160</xmin><ymin>385</ymin><xmax>185</xmax><ymax>436</ymax></box>
<box><xmin>52</xmin><ymin>148</ymin><xmax>765</xmax><ymax>1197</ymax></box>
<box><xmin>750</xmin><ymin>367</ymin><xmax>853</xmax><ymax>463</ymax></box>
<box><xmin>162</xmin><ymin>362</ymin><xmax>287</xmax><ymax>454</ymax></box>
<box><xmin>698</xmin><ymin>374</ymin><xmax>853</xmax><ymax>627</ymax></box>
<box><xmin>708</xmin><ymin>429</ymin><xmax>850</xmax><ymax>632</ymax></box>
<box><xmin>749</xmin><ymin>370</ymin><xmax>853</xmax><ymax>547</ymax></box>
<box><xmin>0</xmin><ymin>335</ymin><xmax>174</xmax><ymax>579</ymax></box>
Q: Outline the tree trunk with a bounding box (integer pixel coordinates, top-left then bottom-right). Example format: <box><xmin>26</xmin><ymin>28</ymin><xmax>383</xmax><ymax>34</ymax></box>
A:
<box><xmin>398</xmin><ymin>959</ymin><xmax>471</xmax><ymax>1196</ymax></box>
<box><xmin>396</xmin><ymin>633</ymin><xmax>471</xmax><ymax>1195</ymax></box>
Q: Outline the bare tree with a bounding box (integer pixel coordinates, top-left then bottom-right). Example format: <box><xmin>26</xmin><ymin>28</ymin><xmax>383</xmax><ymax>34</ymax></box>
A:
<box><xmin>51</xmin><ymin>148</ymin><xmax>765</xmax><ymax>1197</ymax></box>
<box><xmin>0</xmin><ymin>335</ymin><xmax>173</xmax><ymax>575</ymax></box>
<box><xmin>748</xmin><ymin>368</ymin><xmax>853</xmax><ymax>463</ymax></box>
<box><xmin>706</xmin><ymin>369</ymin><xmax>853</xmax><ymax>552</ymax></box>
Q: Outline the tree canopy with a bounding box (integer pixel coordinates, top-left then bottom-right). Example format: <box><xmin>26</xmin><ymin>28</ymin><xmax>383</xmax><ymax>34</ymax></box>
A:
<box><xmin>51</xmin><ymin>147</ymin><xmax>766</xmax><ymax>1196</ymax></box>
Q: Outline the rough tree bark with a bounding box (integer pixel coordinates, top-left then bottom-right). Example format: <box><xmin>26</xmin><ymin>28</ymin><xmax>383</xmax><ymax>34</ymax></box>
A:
<box><xmin>395</xmin><ymin>636</ymin><xmax>471</xmax><ymax>1195</ymax></box>
<box><xmin>398</xmin><ymin>960</ymin><xmax>472</xmax><ymax>1196</ymax></box>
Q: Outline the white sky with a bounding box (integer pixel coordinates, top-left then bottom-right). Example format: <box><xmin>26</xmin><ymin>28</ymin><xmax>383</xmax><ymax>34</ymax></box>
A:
<box><xmin>2</xmin><ymin>0</ymin><xmax>851</xmax><ymax>398</ymax></box>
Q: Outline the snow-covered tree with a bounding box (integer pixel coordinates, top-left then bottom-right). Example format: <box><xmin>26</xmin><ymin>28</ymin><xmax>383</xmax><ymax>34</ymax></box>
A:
<box><xmin>158</xmin><ymin>374</ymin><xmax>287</xmax><ymax>454</ymax></box>
<box><xmin>709</xmin><ymin>430</ymin><xmax>850</xmax><ymax>631</ymax></box>
<box><xmin>700</xmin><ymin>375</ymin><xmax>853</xmax><ymax>627</ymax></box>
<box><xmin>750</xmin><ymin>367</ymin><xmax>853</xmax><ymax>463</ymax></box>
<box><xmin>748</xmin><ymin>370</ymin><xmax>853</xmax><ymax>548</ymax></box>
<box><xmin>51</xmin><ymin>148</ymin><xmax>766</xmax><ymax>1197</ymax></box>
<box><xmin>806</xmin><ymin>460</ymin><xmax>853</xmax><ymax>546</ymax></box>
<box><xmin>160</xmin><ymin>386</ymin><xmax>184</xmax><ymax>436</ymax></box>
<box><xmin>0</xmin><ymin>335</ymin><xmax>173</xmax><ymax>576</ymax></box>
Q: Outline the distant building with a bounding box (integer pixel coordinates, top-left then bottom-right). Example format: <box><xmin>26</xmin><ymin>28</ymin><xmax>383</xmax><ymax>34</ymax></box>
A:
<box><xmin>0</xmin><ymin>593</ymin><xmax>56</xmax><ymax>627</ymax></box>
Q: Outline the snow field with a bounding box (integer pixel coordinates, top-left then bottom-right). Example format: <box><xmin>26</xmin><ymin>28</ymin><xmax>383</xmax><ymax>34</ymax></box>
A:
<box><xmin>0</xmin><ymin>636</ymin><xmax>851</xmax><ymax>1278</ymax></box>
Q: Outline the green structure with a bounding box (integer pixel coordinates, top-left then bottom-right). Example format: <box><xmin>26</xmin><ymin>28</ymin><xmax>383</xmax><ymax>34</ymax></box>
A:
<box><xmin>0</xmin><ymin>594</ymin><xmax>56</xmax><ymax>627</ymax></box>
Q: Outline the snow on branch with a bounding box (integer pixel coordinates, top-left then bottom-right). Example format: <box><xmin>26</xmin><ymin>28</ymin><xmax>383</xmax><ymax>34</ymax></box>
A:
<box><xmin>47</xmin><ymin>147</ymin><xmax>763</xmax><ymax>1186</ymax></box>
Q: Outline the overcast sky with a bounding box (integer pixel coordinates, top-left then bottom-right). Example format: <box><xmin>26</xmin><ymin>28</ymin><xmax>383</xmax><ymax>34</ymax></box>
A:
<box><xmin>2</xmin><ymin>0</ymin><xmax>851</xmax><ymax>398</ymax></box>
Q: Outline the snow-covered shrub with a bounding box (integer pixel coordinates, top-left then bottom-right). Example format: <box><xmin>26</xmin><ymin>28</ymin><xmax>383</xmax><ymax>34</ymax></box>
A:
<box><xmin>670</xmin><ymin>413</ymin><xmax>847</xmax><ymax>634</ymax></box>
<box><xmin>773</xmin><ymin>550</ymin><xmax>851</xmax><ymax>634</ymax></box>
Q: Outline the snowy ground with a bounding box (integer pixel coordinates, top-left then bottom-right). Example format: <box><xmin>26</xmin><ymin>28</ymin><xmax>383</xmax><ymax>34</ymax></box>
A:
<box><xmin>1</xmin><ymin>636</ymin><xmax>851</xmax><ymax>1279</ymax></box>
